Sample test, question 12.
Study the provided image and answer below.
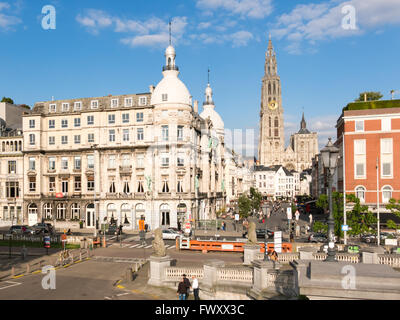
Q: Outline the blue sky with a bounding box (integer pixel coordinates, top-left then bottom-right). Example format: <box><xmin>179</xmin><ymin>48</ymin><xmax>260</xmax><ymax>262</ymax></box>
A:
<box><xmin>1</xmin><ymin>0</ymin><xmax>400</xmax><ymax>156</ymax></box>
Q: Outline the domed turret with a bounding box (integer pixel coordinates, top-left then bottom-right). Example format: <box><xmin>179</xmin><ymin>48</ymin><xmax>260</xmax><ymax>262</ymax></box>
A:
<box><xmin>200</xmin><ymin>82</ymin><xmax>224</xmax><ymax>137</ymax></box>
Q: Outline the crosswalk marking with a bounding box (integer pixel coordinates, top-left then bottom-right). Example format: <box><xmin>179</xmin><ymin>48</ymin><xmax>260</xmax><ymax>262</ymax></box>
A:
<box><xmin>130</xmin><ymin>244</ymin><xmax>140</xmax><ymax>248</ymax></box>
<box><xmin>145</xmin><ymin>245</ymin><xmax>152</xmax><ymax>248</ymax></box>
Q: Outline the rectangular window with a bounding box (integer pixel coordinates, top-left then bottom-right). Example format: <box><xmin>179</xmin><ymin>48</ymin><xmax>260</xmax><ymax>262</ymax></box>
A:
<box><xmin>382</xmin><ymin>118</ymin><xmax>391</xmax><ymax>132</ymax></box>
<box><xmin>122</xmin><ymin>154</ymin><xmax>130</xmax><ymax>167</ymax></box>
<box><xmin>29</xmin><ymin>119</ymin><xmax>35</xmax><ymax>129</ymax></box>
<box><xmin>61</xmin><ymin>157</ymin><xmax>68</xmax><ymax>170</ymax></box>
<box><xmin>88</xmin><ymin>133</ymin><xmax>94</xmax><ymax>143</ymax></box>
<box><xmin>87</xmin><ymin>176</ymin><xmax>95</xmax><ymax>191</ymax></box>
<box><xmin>161</xmin><ymin>153</ymin><xmax>169</xmax><ymax>167</ymax></box>
<box><xmin>123</xmin><ymin>129</ymin><xmax>130</xmax><ymax>142</ymax></box>
<box><xmin>29</xmin><ymin>177</ymin><xmax>36</xmax><ymax>192</ymax></box>
<box><xmin>354</xmin><ymin>140</ymin><xmax>366</xmax><ymax>155</ymax></box>
<box><xmin>61</xmin><ymin>119</ymin><xmax>68</xmax><ymax>128</ymax></box>
<box><xmin>49</xmin><ymin>136</ymin><xmax>55</xmax><ymax>145</ymax></box>
<box><xmin>49</xmin><ymin>104</ymin><xmax>56</xmax><ymax>113</ymax></box>
<box><xmin>162</xmin><ymin>94</ymin><xmax>168</xmax><ymax>102</ymax></box>
<box><xmin>48</xmin><ymin>157</ymin><xmax>55</xmax><ymax>171</ymax></box>
<box><xmin>74</xmin><ymin>118</ymin><xmax>81</xmax><ymax>127</ymax></box>
<box><xmin>136</xmin><ymin>112</ymin><xmax>144</xmax><ymax>122</ymax></box>
<box><xmin>62</xmin><ymin>103</ymin><xmax>69</xmax><ymax>112</ymax></box>
<box><xmin>136</xmin><ymin>154</ymin><xmax>144</xmax><ymax>168</ymax></box>
<box><xmin>125</xmin><ymin>98</ymin><xmax>133</xmax><ymax>107</ymax></box>
<box><xmin>355</xmin><ymin>120</ymin><xmax>364</xmax><ymax>132</ymax></box>
<box><xmin>29</xmin><ymin>158</ymin><xmax>35</xmax><ymax>171</ymax></box>
<box><xmin>74</xmin><ymin>156</ymin><xmax>81</xmax><ymax>170</ymax></box>
<box><xmin>177</xmin><ymin>152</ymin><xmax>184</xmax><ymax>166</ymax></box>
<box><xmin>139</xmin><ymin>97</ymin><xmax>147</xmax><ymax>106</ymax></box>
<box><xmin>137</xmin><ymin>128</ymin><xmax>144</xmax><ymax>141</ymax></box>
<box><xmin>109</xmin><ymin>129</ymin><xmax>115</xmax><ymax>142</ymax></box>
<box><xmin>49</xmin><ymin>177</ymin><xmax>56</xmax><ymax>192</ymax></box>
<box><xmin>108</xmin><ymin>114</ymin><xmax>115</xmax><ymax>124</ymax></box>
<box><xmin>87</xmin><ymin>115</ymin><xmax>94</xmax><ymax>125</ymax></box>
<box><xmin>74</xmin><ymin>101</ymin><xmax>82</xmax><ymax>111</ymax></box>
<box><xmin>91</xmin><ymin>100</ymin><xmax>98</xmax><ymax>109</ymax></box>
<box><xmin>62</xmin><ymin>179</ymin><xmax>68</xmax><ymax>193</ymax></box>
<box><xmin>74</xmin><ymin>176</ymin><xmax>81</xmax><ymax>192</ymax></box>
<box><xmin>122</xmin><ymin>113</ymin><xmax>129</xmax><ymax>123</ymax></box>
<box><xmin>6</xmin><ymin>182</ymin><xmax>19</xmax><ymax>198</ymax></box>
<box><xmin>29</xmin><ymin>134</ymin><xmax>35</xmax><ymax>145</ymax></box>
<box><xmin>381</xmin><ymin>139</ymin><xmax>392</xmax><ymax>154</ymax></box>
<box><xmin>74</xmin><ymin>135</ymin><xmax>81</xmax><ymax>144</ymax></box>
<box><xmin>111</xmin><ymin>99</ymin><xmax>118</xmax><ymax>108</ymax></box>
<box><xmin>354</xmin><ymin>139</ymin><xmax>366</xmax><ymax>179</ymax></box>
<box><xmin>87</xmin><ymin>155</ymin><xmax>95</xmax><ymax>169</ymax></box>
<box><xmin>49</xmin><ymin>119</ymin><xmax>55</xmax><ymax>129</ymax></box>
<box><xmin>108</xmin><ymin>155</ymin><xmax>116</xmax><ymax>169</ymax></box>
<box><xmin>162</xmin><ymin>125</ymin><xmax>169</xmax><ymax>141</ymax></box>
<box><xmin>356</xmin><ymin>163</ymin><xmax>365</xmax><ymax>177</ymax></box>
<box><xmin>381</xmin><ymin>138</ymin><xmax>393</xmax><ymax>178</ymax></box>
<box><xmin>177</xmin><ymin>126</ymin><xmax>183</xmax><ymax>141</ymax></box>
<box><xmin>61</xmin><ymin>136</ymin><xmax>68</xmax><ymax>145</ymax></box>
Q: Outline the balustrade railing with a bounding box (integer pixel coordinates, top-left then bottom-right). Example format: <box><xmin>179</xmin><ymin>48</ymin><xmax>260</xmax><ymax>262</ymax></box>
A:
<box><xmin>217</xmin><ymin>268</ymin><xmax>253</xmax><ymax>283</ymax></box>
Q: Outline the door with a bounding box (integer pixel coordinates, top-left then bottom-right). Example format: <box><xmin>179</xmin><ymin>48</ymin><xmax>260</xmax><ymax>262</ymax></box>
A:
<box><xmin>86</xmin><ymin>207</ymin><xmax>95</xmax><ymax>228</ymax></box>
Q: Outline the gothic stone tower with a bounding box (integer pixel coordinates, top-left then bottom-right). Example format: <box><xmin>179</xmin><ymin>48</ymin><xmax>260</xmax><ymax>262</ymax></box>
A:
<box><xmin>258</xmin><ymin>37</ymin><xmax>285</xmax><ymax>166</ymax></box>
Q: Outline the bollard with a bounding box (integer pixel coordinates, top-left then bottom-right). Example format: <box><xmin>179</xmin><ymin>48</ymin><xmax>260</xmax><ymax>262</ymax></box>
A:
<box><xmin>11</xmin><ymin>266</ymin><xmax>15</xmax><ymax>277</ymax></box>
<box><xmin>126</xmin><ymin>267</ymin><xmax>133</xmax><ymax>282</ymax></box>
<box><xmin>80</xmin><ymin>251</ymin><xmax>82</xmax><ymax>261</ymax></box>
<box><xmin>26</xmin><ymin>264</ymin><xmax>30</xmax><ymax>273</ymax></box>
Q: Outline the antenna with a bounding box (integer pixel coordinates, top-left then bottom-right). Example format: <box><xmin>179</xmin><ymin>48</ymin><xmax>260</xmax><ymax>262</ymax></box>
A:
<box><xmin>169</xmin><ymin>19</ymin><xmax>172</xmax><ymax>46</ymax></box>
<box><xmin>208</xmin><ymin>67</ymin><xmax>210</xmax><ymax>85</ymax></box>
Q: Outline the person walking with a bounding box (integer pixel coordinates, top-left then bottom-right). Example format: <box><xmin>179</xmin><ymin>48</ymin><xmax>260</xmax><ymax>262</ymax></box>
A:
<box><xmin>177</xmin><ymin>276</ymin><xmax>187</xmax><ymax>300</ymax></box>
<box><xmin>295</xmin><ymin>209</ymin><xmax>300</xmax><ymax>222</ymax></box>
<box><xmin>192</xmin><ymin>275</ymin><xmax>200</xmax><ymax>300</ymax></box>
<box><xmin>309</xmin><ymin>213</ymin><xmax>313</xmax><ymax>225</ymax></box>
<box><xmin>182</xmin><ymin>274</ymin><xmax>191</xmax><ymax>300</ymax></box>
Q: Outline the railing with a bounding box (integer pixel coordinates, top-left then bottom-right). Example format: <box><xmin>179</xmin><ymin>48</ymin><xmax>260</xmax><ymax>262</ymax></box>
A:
<box><xmin>217</xmin><ymin>268</ymin><xmax>253</xmax><ymax>283</ymax></box>
<box><xmin>312</xmin><ymin>252</ymin><xmax>360</xmax><ymax>263</ymax></box>
<box><xmin>165</xmin><ymin>267</ymin><xmax>204</xmax><ymax>281</ymax></box>
<box><xmin>378</xmin><ymin>254</ymin><xmax>400</xmax><ymax>267</ymax></box>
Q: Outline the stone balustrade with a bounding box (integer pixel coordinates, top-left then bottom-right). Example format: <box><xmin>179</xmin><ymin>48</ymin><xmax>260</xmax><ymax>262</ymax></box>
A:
<box><xmin>312</xmin><ymin>252</ymin><xmax>360</xmax><ymax>263</ymax></box>
<box><xmin>378</xmin><ymin>254</ymin><xmax>400</xmax><ymax>267</ymax></box>
<box><xmin>217</xmin><ymin>268</ymin><xmax>253</xmax><ymax>283</ymax></box>
<box><xmin>165</xmin><ymin>267</ymin><xmax>204</xmax><ymax>281</ymax></box>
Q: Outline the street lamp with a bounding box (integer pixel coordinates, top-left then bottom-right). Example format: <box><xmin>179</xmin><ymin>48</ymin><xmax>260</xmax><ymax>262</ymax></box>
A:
<box><xmin>320</xmin><ymin>138</ymin><xmax>340</xmax><ymax>262</ymax></box>
<box><xmin>261</xmin><ymin>203</ymin><xmax>269</xmax><ymax>261</ymax></box>
<box><xmin>90</xmin><ymin>144</ymin><xmax>99</xmax><ymax>238</ymax></box>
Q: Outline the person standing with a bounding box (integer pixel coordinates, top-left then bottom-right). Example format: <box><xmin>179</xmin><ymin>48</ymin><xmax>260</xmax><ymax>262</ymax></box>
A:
<box><xmin>183</xmin><ymin>274</ymin><xmax>191</xmax><ymax>300</ymax></box>
<box><xmin>177</xmin><ymin>276</ymin><xmax>187</xmax><ymax>300</ymax></box>
<box><xmin>309</xmin><ymin>213</ymin><xmax>313</xmax><ymax>225</ymax></box>
<box><xmin>192</xmin><ymin>275</ymin><xmax>200</xmax><ymax>300</ymax></box>
<box><xmin>295</xmin><ymin>209</ymin><xmax>300</xmax><ymax>222</ymax></box>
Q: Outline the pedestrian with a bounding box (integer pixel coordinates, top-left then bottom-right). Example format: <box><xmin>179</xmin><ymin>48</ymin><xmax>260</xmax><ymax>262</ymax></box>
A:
<box><xmin>192</xmin><ymin>275</ymin><xmax>200</xmax><ymax>300</ymax></box>
<box><xmin>309</xmin><ymin>213</ymin><xmax>313</xmax><ymax>225</ymax></box>
<box><xmin>295</xmin><ymin>209</ymin><xmax>300</xmax><ymax>222</ymax></box>
<box><xmin>182</xmin><ymin>274</ymin><xmax>191</xmax><ymax>300</ymax></box>
<box><xmin>177</xmin><ymin>276</ymin><xmax>187</xmax><ymax>300</ymax></box>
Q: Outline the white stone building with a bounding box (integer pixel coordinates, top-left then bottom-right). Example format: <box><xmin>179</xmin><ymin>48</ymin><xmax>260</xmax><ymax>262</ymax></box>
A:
<box><xmin>21</xmin><ymin>44</ymin><xmax>226</xmax><ymax>230</ymax></box>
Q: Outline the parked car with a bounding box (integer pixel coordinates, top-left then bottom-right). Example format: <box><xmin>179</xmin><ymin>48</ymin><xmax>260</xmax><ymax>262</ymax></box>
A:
<box><xmin>308</xmin><ymin>233</ymin><xmax>328</xmax><ymax>243</ymax></box>
<box><xmin>99</xmin><ymin>224</ymin><xmax>118</xmax><ymax>235</ymax></box>
<box><xmin>162</xmin><ymin>229</ymin><xmax>181</xmax><ymax>240</ymax></box>
<box><xmin>9</xmin><ymin>225</ymin><xmax>35</xmax><ymax>235</ymax></box>
<box><xmin>361</xmin><ymin>233</ymin><xmax>391</xmax><ymax>244</ymax></box>
<box><xmin>46</xmin><ymin>223</ymin><xmax>56</xmax><ymax>235</ymax></box>
<box><xmin>256</xmin><ymin>229</ymin><xmax>275</xmax><ymax>239</ymax></box>
<box><xmin>32</xmin><ymin>223</ymin><xmax>51</xmax><ymax>235</ymax></box>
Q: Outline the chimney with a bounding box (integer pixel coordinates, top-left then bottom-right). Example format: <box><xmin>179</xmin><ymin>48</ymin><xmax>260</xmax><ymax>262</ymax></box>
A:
<box><xmin>149</xmin><ymin>85</ymin><xmax>155</xmax><ymax>94</ymax></box>
<box><xmin>194</xmin><ymin>100</ymin><xmax>198</xmax><ymax>113</ymax></box>
<box><xmin>364</xmin><ymin>93</ymin><xmax>367</xmax><ymax>102</ymax></box>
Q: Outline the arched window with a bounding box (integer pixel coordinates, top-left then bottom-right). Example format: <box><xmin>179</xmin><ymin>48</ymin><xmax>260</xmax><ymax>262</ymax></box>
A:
<box><xmin>160</xmin><ymin>204</ymin><xmax>170</xmax><ymax>227</ymax></box>
<box><xmin>268</xmin><ymin>83</ymin><xmax>271</xmax><ymax>95</ymax></box>
<box><xmin>43</xmin><ymin>203</ymin><xmax>53</xmax><ymax>220</ymax></box>
<box><xmin>107</xmin><ymin>203</ymin><xmax>117</xmax><ymax>222</ymax></box>
<box><xmin>57</xmin><ymin>203</ymin><xmax>66</xmax><ymax>220</ymax></box>
<box><xmin>274</xmin><ymin>117</ymin><xmax>279</xmax><ymax>127</ymax></box>
<box><xmin>273</xmin><ymin>82</ymin><xmax>276</xmax><ymax>95</ymax></box>
<box><xmin>121</xmin><ymin>204</ymin><xmax>130</xmax><ymax>225</ymax></box>
<box><xmin>28</xmin><ymin>203</ymin><xmax>38</xmax><ymax>215</ymax></box>
<box><xmin>355</xmin><ymin>186</ymin><xmax>366</xmax><ymax>203</ymax></box>
<box><xmin>382</xmin><ymin>186</ymin><xmax>392</xmax><ymax>204</ymax></box>
<box><xmin>269</xmin><ymin>117</ymin><xmax>272</xmax><ymax>127</ymax></box>
<box><xmin>71</xmin><ymin>203</ymin><xmax>80</xmax><ymax>220</ymax></box>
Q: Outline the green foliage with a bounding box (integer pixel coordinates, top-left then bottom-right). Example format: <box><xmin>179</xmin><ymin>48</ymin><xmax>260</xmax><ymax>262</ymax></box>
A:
<box><xmin>312</xmin><ymin>221</ymin><xmax>328</xmax><ymax>233</ymax></box>
<box><xmin>387</xmin><ymin>220</ymin><xmax>399</xmax><ymax>230</ymax></box>
<box><xmin>344</xmin><ymin>99</ymin><xmax>400</xmax><ymax>112</ymax></box>
<box><xmin>386</xmin><ymin>198</ymin><xmax>400</xmax><ymax>219</ymax></box>
<box><xmin>355</xmin><ymin>91</ymin><xmax>383</xmax><ymax>102</ymax></box>
<box><xmin>346</xmin><ymin>194</ymin><xmax>377</xmax><ymax>236</ymax></box>
<box><xmin>19</xmin><ymin>104</ymin><xmax>30</xmax><ymax>109</ymax></box>
<box><xmin>216</xmin><ymin>206</ymin><xmax>227</xmax><ymax>217</ymax></box>
<box><xmin>238</xmin><ymin>194</ymin><xmax>252</xmax><ymax>219</ymax></box>
<box><xmin>316</xmin><ymin>194</ymin><xmax>328</xmax><ymax>211</ymax></box>
<box><xmin>1</xmin><ymin>97</ymin><xmax>14</xmax><ymax>104</ymax></box>
<box><xmin>249</xmin><ymin>187</ymin><xmax>262</xmax><ymax>212</ymax></box>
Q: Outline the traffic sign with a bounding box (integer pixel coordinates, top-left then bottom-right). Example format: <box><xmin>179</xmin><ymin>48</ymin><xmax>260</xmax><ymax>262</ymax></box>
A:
<box><xmin>286</xmin><ymin>207</ymin><xmax>292</xmax><ymax>220</ymax></box>
<box><xmin>44</xmin><ymin>235</ymin><xmax>51</xmax><ymax>248</ymax></box>
<box><xmin>342</xmin><ymin>225</ymin><xmax>349</xmax><ymax>231</ymax></box>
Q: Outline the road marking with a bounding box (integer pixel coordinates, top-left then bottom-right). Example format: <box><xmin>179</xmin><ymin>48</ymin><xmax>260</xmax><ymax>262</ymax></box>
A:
<box><xmin>13</xmin><ymin>274</ymin><xmax>24</xmax><ymax>279</ymax></box>
<box><xmin>0</xmin><ymin>281</ymin><xmax>21</xmax><ymax>290</ymax></box>
<box><xmin>109</xmin><ymin>236</ymin><xmax>117</xmax><ymax>240</ymax></box>
<box><xmin>136</xmin><ymin>245</ymin><xmax>145</xmax><ymax>248</ymax></box>
<box><xmin>130</xmin><ymin>244</ymin><xmax>140</xmax><ymax>248</ymax></box>
<box><xmin>116</xmin><ymin>292</ymin><xmax>129</xmax><ymax>297</ymax></box>
<box><xmin>144</xmin><ymin>245</ymin><xmax>152</xmax><ymax>248</ymax></box>
<box><xmin>105</xmin><ymin>296</ymin><xmax>112</xmax><ymax>300</ymax></box>
<box><xmin>117</xmin><ymin>285</ymin><xmax>125</xmax><ymax>289</ymax></box>
<box><xmin>123</xmin><ymin>244</ymin><xmax>131</xmax><ymax>248</ymax></box>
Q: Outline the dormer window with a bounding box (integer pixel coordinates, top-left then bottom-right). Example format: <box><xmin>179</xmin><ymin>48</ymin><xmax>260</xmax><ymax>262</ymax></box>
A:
<box><xmin>74</xmin><ymin>102</ymin><xmax>82</xmax><ymax>111</ymax></box>
<box><xmin>62</xmin><ymin>103</ymin><xmax>69</xmax><ymax>112</ymax></box>
<box><xmin>125</xmin><ymin>98</ymin><xmax>133</xmax><ymax>107</ymax></box>
<box><xmin>111</xmin><ymin>99</ymin><xmax>119</xmax><ymax>108</ymax></box>
<box><xmin>49</xmin><ymin>104</ymin><xmax>56</xmax><ymax>113</ymax></box>
<box><xmin>162</xmin><ymin>94</ymin><xmax>168</xmax><ymax>102</ymax></box>
<box><xmin>91</xmin><ymin>100</ymin><xmax>98</xmax><ymax>109</ymax></box>
<box><xmin>139</xmin><ymin>97</ymin><xmax>147</xmax><ymax>106</ymax></box>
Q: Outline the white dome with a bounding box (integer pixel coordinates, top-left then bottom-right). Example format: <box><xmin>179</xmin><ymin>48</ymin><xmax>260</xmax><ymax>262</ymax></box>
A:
<box><xmin>165</xmin><ymin>45</ymin><xmax>176</xmax><ymax>56</ymax></box>
<box><xmin>200</xmin><ymin>106</ymin><xmax>225</xmax><ymax>134</ymax></box>
<box><xmin>151</xmin><ymin>70</ymin><xmax>192</xmax><ymax>107</ymax></box>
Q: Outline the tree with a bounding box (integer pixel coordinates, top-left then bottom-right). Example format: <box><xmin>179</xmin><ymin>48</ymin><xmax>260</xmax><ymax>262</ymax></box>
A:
<box><xmin>249</xmin><ymin>187</ymin><xmax>262</xmax><ymax>213</ymax></box>
<box><xmin>387</xmin><ymin>220</ymin><xmax>399</xmax><ymax>230</ymax></box>
<box><xmin>346</xmin><ymin>194</ymin><xmax>376</xmax><ymax>236</ymax></box>
<box><xmin>313</xmin><ymin>221</ymin><xmax>328</xmax><ymax>233</ymax></box>
<box><xmin>355</xmin><ymin>92</ymin><xmax>383</xmax><ymax>102</ymax></box>
<box><xmin>1</xmin><ymin>97</ymin><xmax>14</xmax><ymax>104</ymax></box>
<box><xmin>316</xmin><ymin>194</ymin><xmax>328</xmax><ymax>212</ymax></box>
<box><xmin>386</xmin><ymin>198</ymin><xmax>400</xmax><ymax>219</ymax></box>
<box><xmin>238</xmin><ymin>195</ymin><xmax>252</xmax><ymax>219</ymax></box>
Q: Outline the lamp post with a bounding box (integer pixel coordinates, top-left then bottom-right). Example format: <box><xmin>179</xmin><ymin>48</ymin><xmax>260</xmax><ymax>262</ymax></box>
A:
<box><xmin>90</xmin><ymin>144</ymin><xmax>99</xmax><ymax>238</ymax></box>
<box><xmin>320</xmin><ymin>138</ymin><xmax>340</xmax><ymax>262</ymax></box>
<box><xmin>261</xmin><ymin>203</ymin><xmax>269</xmax><ymax>261</ymax></box>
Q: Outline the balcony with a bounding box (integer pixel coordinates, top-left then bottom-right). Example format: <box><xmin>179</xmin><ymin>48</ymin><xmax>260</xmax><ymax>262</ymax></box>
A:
<box><xmin>119</xmin><ymin>165</ymin><xmax>132</xmax><ymax>175</ymax></box>
<box><xmin>162</xmin><ymin>65</ymin><xmax>179</xmax><ymax>72</ymax></box>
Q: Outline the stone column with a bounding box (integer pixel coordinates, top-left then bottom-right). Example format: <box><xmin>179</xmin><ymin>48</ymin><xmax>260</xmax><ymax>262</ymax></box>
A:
<box><xmin>243</xmin><ymin>244</ymin><xmax>261</xmax><ymax>265</ymax></box>
<box><xmin>201</xmin><ymin>260</ymin><xmax>225</xmax><ymax>300</ymax></box>
<box><xmin>147</xmin><ymin>255</ymin><xmax>173</xmax><ymax>287</ymax></box>
<box><xmin>249</xmin><ymin>260</ymin><xmax>278</xmax><ymax>299</ymax></box>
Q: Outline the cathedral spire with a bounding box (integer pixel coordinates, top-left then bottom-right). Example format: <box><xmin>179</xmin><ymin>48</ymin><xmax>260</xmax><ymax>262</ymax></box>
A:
<box><xmin>301</xmin><ymin>112</ymin><xmax>306</xmax><ymax>130</ymax></box>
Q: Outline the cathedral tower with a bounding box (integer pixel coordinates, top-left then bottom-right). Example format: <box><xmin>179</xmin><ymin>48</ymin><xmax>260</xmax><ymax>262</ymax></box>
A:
<box><xmin>258</xmin><ymin>36</ymin><xmax>285</xmax><ymax>166</ymax></box>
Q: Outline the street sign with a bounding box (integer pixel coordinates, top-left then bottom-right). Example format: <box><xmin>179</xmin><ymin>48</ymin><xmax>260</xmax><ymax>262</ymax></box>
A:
<box><xmin>341</xmin><ymin>225</ymin><xmax>349</xmax><ymax>231</ymax></box>
<box><xmin>274</xmin><ymin>231</ymin><xmax>282</xmax><ymax>254</ymax></box>
<box><xmin>235</xmin><ymin>214</ymin><xmax>239</xmax><ymax>221</ymax></box>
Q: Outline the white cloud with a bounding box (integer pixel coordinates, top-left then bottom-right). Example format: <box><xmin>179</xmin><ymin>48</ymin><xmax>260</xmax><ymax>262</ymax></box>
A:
<box><xmin>198</xmin><ymin>21</ymin><xmax>212</xmax><ymax>30</ymax></box>
<box><xmin>196</xmin><ymin>0</ymin><xmax>273</xmax><ymax>19</ymax></box>
<box><xmin>194</xmin><ymin>30</ymin><xmax>253</xmax><ymax>47</ymax></box>
<box><xmin>0</xmin><ymin>2</ymin><xmax>21</xmax><ymax>30</ymax></box>
<box><xmin>271</xmin><ymin>0</ymin><xmax>400</xmax><ymax>53</ymax></box>
<box><xmin>77</xmin><ymin>11</ymin><xmax>188</xmax><ymax>47</ymax></box>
